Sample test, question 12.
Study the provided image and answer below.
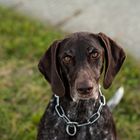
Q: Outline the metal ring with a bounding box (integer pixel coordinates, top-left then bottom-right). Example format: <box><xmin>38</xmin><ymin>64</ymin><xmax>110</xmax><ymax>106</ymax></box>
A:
<box><xmin>55</xmin><ymin>105</ymin><xmax>65</xmax><ymax>117</ymax></box>
<box><xmin>100</xmin><ymin>95</ymin><xmax>106</xmax><ymax>106</ymax></box>
<box><xmin>66</xmin><ymin>124</ymin><xmax>77</xmax><ymax>136</ymax></box>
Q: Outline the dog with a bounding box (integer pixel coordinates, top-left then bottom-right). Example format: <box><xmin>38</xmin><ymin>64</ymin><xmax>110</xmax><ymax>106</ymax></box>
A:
<box><xmin>37</xmin><ymin>32</ymin><xmax>125</xmax><ymax>140</ymax></box>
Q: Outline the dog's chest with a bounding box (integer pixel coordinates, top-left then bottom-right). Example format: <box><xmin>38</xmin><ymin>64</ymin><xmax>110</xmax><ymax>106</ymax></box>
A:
<box><xmin>42</xmin><ymin>98</ymin><xmax>114</xmax><ymax>140</ymax></box>
<box><xmin>47</xmin><ymin>119</ymin><xmax>113</xmax><ymax>140</ymax></box>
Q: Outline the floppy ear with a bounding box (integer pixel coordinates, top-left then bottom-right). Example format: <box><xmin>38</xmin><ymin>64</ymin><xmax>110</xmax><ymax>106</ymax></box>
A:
<box><xmin>98</xmin><ymin>33</ymin><xmax>126</xmax><ymax>89</ymax></box>
<box><xmin>38</xmin><ymin>40</ymin><xmax>65</xmax><ymax>96</ymax></box>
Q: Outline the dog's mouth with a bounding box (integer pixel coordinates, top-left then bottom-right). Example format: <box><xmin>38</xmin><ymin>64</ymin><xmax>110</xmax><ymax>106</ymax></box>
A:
<box><xmin>77</xmin><ymin>92</ymin><xmax>93</xmax><ymax>99</ymax></box>
<box><xmin>71</xmin><ymin>89</ymin><xmax>99</xmax><ymax>102</ymax></box>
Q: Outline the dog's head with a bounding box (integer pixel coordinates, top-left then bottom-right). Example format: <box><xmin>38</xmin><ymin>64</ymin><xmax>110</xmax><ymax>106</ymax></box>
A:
<box><xmin>38</xmin><ymin>32</ymin><xmax>125</xmax><ymax>101</ymax></box>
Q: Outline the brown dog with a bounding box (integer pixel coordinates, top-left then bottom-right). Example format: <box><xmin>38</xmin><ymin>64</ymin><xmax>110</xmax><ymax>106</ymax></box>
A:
<box><xmin>37</xmin><ymin>32</ymin><xmax>125</xmax><ymax>140</ymax></box>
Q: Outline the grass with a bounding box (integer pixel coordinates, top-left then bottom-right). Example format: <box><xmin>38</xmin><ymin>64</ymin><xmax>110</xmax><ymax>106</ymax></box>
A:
<box><xmin>0</xmin><ymin>6</ymin><xmax>140</xmax><ymax>140</ymax></box>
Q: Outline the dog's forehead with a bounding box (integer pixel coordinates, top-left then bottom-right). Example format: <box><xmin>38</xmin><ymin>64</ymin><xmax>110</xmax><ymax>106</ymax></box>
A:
<box><xmin>59</xmin><ymin>33</ymin><xmax>102</xmax><ymax>54</ymax></box>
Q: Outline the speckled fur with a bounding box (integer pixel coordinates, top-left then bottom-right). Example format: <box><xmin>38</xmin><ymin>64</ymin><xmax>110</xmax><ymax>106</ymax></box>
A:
<box><xmin>37</xmin><ymin>95</ymin><xmax>117</xmax><ymax>140</ymax></box>
<box><xmin>37</xmin><ymin>32</ymin><xmax>125</xmax><ymax>140</ymax></box>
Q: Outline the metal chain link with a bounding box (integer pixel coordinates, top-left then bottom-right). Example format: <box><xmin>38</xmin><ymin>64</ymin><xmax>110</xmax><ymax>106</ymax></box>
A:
<box><xmin>54</xmin><ymin>85</ymin><xmax>106</xmax><ymax>136</ymax></box>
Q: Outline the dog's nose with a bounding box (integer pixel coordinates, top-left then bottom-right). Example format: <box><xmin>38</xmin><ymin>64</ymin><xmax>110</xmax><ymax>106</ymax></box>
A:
<box><xmin>77</xmin><ymin>81</ymin><xmax>93</xmax><ymax>95</ymax></box>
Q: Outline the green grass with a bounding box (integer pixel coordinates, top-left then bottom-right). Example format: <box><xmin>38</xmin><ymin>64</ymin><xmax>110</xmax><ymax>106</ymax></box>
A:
<box><xmin>0</xmin><ymin>6</ymin><xmax>140</xmax><ymax>140</ymax></box>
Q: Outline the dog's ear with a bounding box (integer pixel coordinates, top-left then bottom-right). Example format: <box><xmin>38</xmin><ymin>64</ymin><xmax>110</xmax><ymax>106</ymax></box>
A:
<box><xmin>98</xmin><ymin>33</ymin><xmax>126</xmax><ymax>89</ymax></box>
<box><xmin>38</xmin><ymin>40</ymin><xmax>65</xmax><ymax>96</ymax></box>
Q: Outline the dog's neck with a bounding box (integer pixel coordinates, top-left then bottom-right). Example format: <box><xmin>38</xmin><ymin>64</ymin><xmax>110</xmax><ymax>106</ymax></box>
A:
<box><xmin>58</xmin><ymin>93</ymin><xmax>100</xmax><ymax>123</ymax></box>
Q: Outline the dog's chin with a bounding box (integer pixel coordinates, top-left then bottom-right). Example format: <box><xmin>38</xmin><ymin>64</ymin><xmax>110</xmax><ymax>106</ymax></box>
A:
<box><xmin>71</xmin><ymin>91</ymin><xmax>99</xmax><ymax>102</ymax></box>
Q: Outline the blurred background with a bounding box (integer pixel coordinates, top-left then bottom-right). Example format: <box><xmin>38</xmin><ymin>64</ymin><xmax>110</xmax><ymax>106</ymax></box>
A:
<box><xmin>0</xmin><ymin>0</ymin><xmax>140</xmax><ymax>140</ymax></box>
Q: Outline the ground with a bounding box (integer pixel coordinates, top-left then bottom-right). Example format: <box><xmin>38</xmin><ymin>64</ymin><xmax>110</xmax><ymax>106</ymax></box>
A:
<box><xmin>0</xmin><ymin>6</ymin><xmax>140</xmax><ymax>140</ymax></box>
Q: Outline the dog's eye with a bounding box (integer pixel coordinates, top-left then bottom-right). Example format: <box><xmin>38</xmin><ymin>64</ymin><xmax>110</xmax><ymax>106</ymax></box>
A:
<box><xmin>62</xmin><ymin>56</ymin><xmax>72</xmax><ymax>64</ymax></box>
<box><xmin>90</xmin><ymin>51</ymin><xmax>99</xmax><ymax>59</ymax></box>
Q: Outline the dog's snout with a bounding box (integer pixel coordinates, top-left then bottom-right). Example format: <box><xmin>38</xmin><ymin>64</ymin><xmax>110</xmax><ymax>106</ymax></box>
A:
<box><xmin>77</xmin><ymin>81</ymin><xmax>93</xmax><ymax>95</ymax></box>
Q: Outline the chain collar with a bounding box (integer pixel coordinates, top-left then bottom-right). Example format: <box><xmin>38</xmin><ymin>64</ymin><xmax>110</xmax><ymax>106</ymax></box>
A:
<box><xmin>54</xmin><ymin>85</ymin><xmax>106</xmax><ymax>136</ymax></box>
